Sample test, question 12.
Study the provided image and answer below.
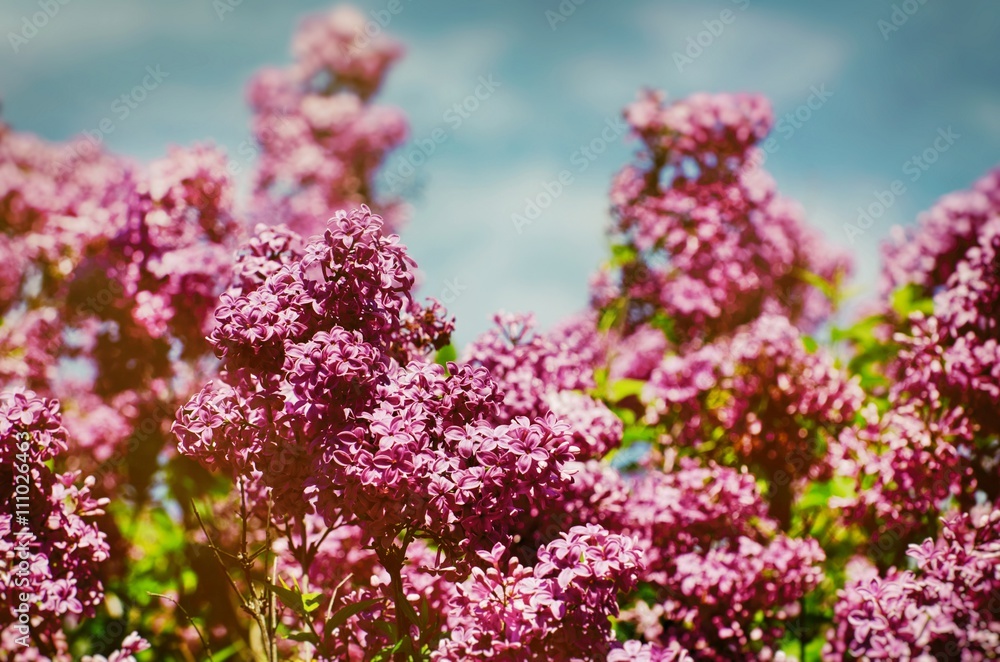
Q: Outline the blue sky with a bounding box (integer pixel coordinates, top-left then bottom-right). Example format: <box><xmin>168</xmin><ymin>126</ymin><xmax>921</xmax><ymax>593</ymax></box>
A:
<box><xmin>2</xmin><ymin>0</ymin><xmax>999</xmax><ymax>345</ymax></box>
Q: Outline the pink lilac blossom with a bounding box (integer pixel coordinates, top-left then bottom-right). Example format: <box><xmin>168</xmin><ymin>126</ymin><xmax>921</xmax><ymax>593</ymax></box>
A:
<box><xmin>615</xmin><ymin>459</ymin><xmax>824</xmax><ymax>660</ymax></box>
<box><xmin>825</xmin><ymin>511</ymin><xmax>1000</xmax><ymax>660</ymax></box>
<box><xmin>502</xmin><ymin>454</ymin><xmax>824</xmax><ymax>659</ymax></box>
<box><xmin>0</xmin><ymin>391</ymin><xmax>115</xmax><ymax>661</ymax></box>
<box><xmin>608</xmin><ymin>324</ymin><xmax>669</xmax><ymax>382</ymax></box>
<box><xmin>595</xmin><ymin>90</ymin><xmax>850</xmax><ymax>346</ymax></box>
<box><xmin>0</xmin><ymin>127</ymin><xmax>237</xmax><ymax>481</ymax></box>
<box><xmin>836</xmin><ymin>182</ymin><xmax>1000</xmax><ymax>559</ymax></box>
<box><xmin>893</xmin><ymin>216</ymin><xmax>1000</xmax><ymax>443</ymax></box>
<box><xmin>608</xmin><ymin>639</ymin><xmax>693</xmax><ymax>662</ymax></box>
<box><xmin>177</xmin><ymin>208</ymin><xmax>581</xmax><ymax>566</ymax></box>
<box><xmin>79</xmin><ymin>631</ymin><xmax>150</xmax><ymax>662</ymax></box>
<box><xmin>463</xmin><ymin>312</ymin><xmax>621</xmax><ymax>460</ymax></box>
<box><xmin>879</xmin><ymin>167</ymin><xmax>1000</xmax><ymax>302</ymax></box>
<box><xmin>835</xmin><ymin>403</ymin><xmax>974</xmax><ymax>558</ymax></box>
<box><xmin>434</xmin><ymin>525</ymin><xmax>644</xmax><ymax>661</ymax></box>
<box><xmin>247</xmin><ymin>5</ymin><xmax>409</xmax><ymax>236</ymax></box>
<box><xmin>643</xmin><ymin>314</ymin><xmax>863</xmax><ymax>525</ymax></box>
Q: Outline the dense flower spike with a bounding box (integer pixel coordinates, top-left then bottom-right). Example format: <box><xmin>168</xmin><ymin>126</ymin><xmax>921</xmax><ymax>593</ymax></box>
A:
<box><xmin>643</xmin><ymin>314</ymin><xmax>863</xmax><ymax>525</ymax></box>
<box><xmin>879</xmin><ymin>167</ymin><xmax>1000</xmax><ymax>302</ymax></box>
<box><xmin>0</xmin><ymin>391</ymin><xmax>113</xmax><ymax>661</ymax></box>
<box><xmin>894</xmin><ymin>217</ymin><xmax>1000</xmax><ymax>441</ymax></box>
<box><xmin>464</xmin><ymin>312</ymin><xmax>621</xmax><ymax>459</ymax></box>
<box><xmin>595</xmin><ymin>90</ymin><xmax>850</xmax><ymax>346</ymax></box>
<box><xmin>180</xmin><ymin>208</ymin><xmax>584</xmax><ymax>567</ymax></box>
<box><xmin>247</xmin><ymin>5</ymin><xmax>409</xmax><ymax>235</ymax></box>
<box><xmin>614</xmin><ymin>460</ymin><xmax>825</xmax><ymax>660</ymax></box>
<box><xmin>825</xmin><ymin>512</ymin><xmax>1000</xmax><ymax>660</ymax></box>
<box><xmin>830</xmin><ymin>175</ymin><xmax>1000</xmax><ymax>575</ymax></box>
<box><xmin>0</xmin><ymin>128</ymin><xmax>237</xmax><ymax>491</ymax></box>
<box><xmin>3</xmin><ymin>11</ymin><xmax>999</xmax><ymax>656</ymax></box>
<box><xmin>435</xmin><ymin>526</ymin><xmax>644</xmax><ymax>661</ymax></box>
<box><xmin>835</xmin><ymin>404</ymin><xmax>973</xmax><ymax>556</ymax></box>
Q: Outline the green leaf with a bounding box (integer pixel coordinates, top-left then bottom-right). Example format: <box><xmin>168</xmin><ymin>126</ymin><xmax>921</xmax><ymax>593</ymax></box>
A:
<box><xmin>648</xmin><ymin>313</ymin><xmax>676</xmax><ymax>342</ymax></box>
<box><xmin>598</xmin><ymin>306</ymin><xmax>619</xmax><ymax>332</ymax></box>
<box><xmin>398</xmin><ymin>597</ymin><xmax>421</xmax><ymax>632</ymax></box>
<box><xmin>610</xmin><ymin>243</ymin><xmax>638</xmax><ymax>266</ymax></box>
<box><xmin>801</xmin><ymin>335</ymin><xmax>819</xmax><ymax>354</ymax></box>
<box><xmin>609</xmin><ymin>378</ymin><xmax>646</xmax><ymax>402</ymax></box>
<box><xmin>303</xmin><ymin>590</ymin><xmax>323</xmax><ymax>614</ymax></box>
<box><xmin>434</xmin><ymin>344</ymin><xmax>457</xmax><ymax>368</ymax></box>
<box><xmin>794</xmin><ymin>267</ymin><xmax>836</xmax><ymax>302</ymax></box>
<box><xmin>268</xmin><ymin>582</ymin><xmax>310</xmax><ymax>618</ymax></box>
<box><xmin>369</xmin><ymin>617</ymin><xmax>396</xmax><ymax>641</ymax></box>
<box><xmin>325</xmin><ymin>598</ymin><xmax>382</xmax><ymax>637</ymax></box>
<box><xmin>371</xmin><ymin>638</ymin><xmax>405</xmax><ymax>662</ymax></box>
<box><xmin>798</xmin><ymin>477</ymin><xmax>855</xmax><ymax>511</ymax></box>
<box><xmin>890</xmin><ymin>283</ymin><xmax>934</xmax><ymax>318</ymax></box>
<box><xmin>286</xmin><ymin>630</ymin><xmax>320</xmax><ymax>645</ymax></box>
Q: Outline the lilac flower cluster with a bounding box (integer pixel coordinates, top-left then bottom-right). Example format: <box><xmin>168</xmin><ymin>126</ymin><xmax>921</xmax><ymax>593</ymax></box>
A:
<box><xmin>643</xmin><ymin>314</ymin><xmax>863</xmax><ymax>525</ymax></box>
<box><xmin>463</xmin><ymin>312</ymin><xmax>621</xmax><ymax>459</ymax></box>
<box><xmin>247</xmin><ymin>5</ymin><xmax>409</xmax><ymax>235</ymax></box>
<box><xmin>176</xmin><ymin>208</ymin><xmax>587</xmax><ymax>568</ymax></box>
<box><xmin>825</xmin><ymin>512</ymin><xmax>1000</xmax><ymax>660</ymax></box>
<box><xmin>615</xmin><ymin>459</ymin><xmax>825</xmax><ymax>660</ymax></box>
<box><xmin>837</xmin><ymin>173</ymin><xmax>1000</xmax><ymax>560</ymax></box>
<box><xmin>0</xmin><ymin>391</ymin><xmax>145</xmax><ymax>661</ymax></box>
<box><xmin>594</xmin><ymin>90</ymin><xmax>849</xmax><ymax>346</ymax></box>
<box><xmin>835</xmin><ymin>404</ymin><xmax>970</xmax><ymax>552</ymax></box>
<box><xmin>879</xmin><ymin>167</ymin><xmax>1000</xmax><ymax>304</ymax></box>
<box><xmin>895</xmin><ymin>217</ymin><xmax>1000</xmax><ymax>443</ymax></box>
<box><xmin>435</xmin><ymin>525</ymin><xmax>645</xmax><ymax>661</ymax></box>
<box><xmin>0</xmin><ymin>129</ymin><xmax>237</xmax><ymax>488</ymax></box>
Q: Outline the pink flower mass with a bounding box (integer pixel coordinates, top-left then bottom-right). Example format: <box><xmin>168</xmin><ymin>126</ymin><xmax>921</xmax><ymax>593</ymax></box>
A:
<box><xmin>1</xmin><ymin>4</ymin><xmax>998</xmax><ymax>661</ymax></box>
